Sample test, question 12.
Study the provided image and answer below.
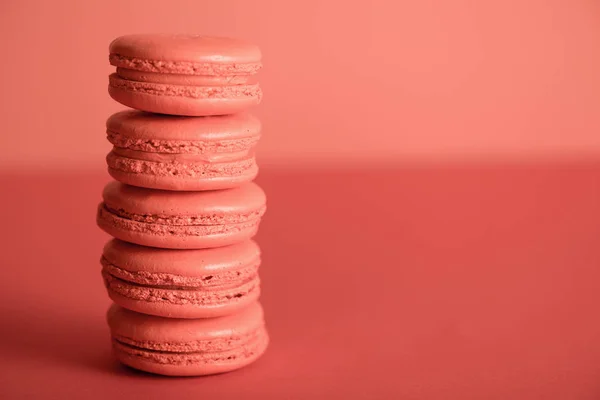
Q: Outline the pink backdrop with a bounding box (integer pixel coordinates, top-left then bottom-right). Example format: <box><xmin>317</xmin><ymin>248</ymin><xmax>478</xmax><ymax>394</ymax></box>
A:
<box><xmin>2</xmin><ymin>2</ymin><xmax>600</xmax><ymax>398</ymax></box>
<box><xmin>1</xmin><ymin>0</ymin><xmax>599</xmax><ymax>170</ymax></box>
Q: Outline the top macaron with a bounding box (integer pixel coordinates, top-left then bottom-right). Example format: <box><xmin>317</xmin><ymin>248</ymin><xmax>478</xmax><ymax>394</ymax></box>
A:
<box><xmin>108</xmin><ymin>34</ymin><xmax>262</xmax><ymax>116</ymax></box>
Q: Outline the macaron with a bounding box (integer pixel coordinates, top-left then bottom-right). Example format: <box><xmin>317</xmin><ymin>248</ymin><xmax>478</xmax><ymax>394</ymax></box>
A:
<box><xmin>96</xmin><ymin>181</ymin><xmax>266</xmax><ymax>249</ymax></box>
<box><xmin>102</xmin><ymin>239</ymin><xmax>261</xmax><ymax>318</ymax></box>
<box><xmin>107</xmin><ymin>301</ymin><xmax>269</xmax><ymax>376</ymax></box>
<box><xmin>105</xmin><ymin>111</ymin><xmax>261</xmax><ymax>191</ymax></box>
<box><xmin>108</xmin><ymin>34</ymin><xmax>262</xmax><ymax>116</ymax></box>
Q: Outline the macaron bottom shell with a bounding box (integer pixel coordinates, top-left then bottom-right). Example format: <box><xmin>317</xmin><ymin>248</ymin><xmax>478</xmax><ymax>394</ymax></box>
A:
<box><xmin>112</xmin><ymin>326</ymin><xmax>269</xmax><ymax>376</ymax></box>
<box><xmin>96</xmin><ymin>203</ymin><xmax>262</xmax><ymax>249</ymax></box>
<box><xmin>108</xmin><ymin>77</ymin><xmax>262</xmax><ymax>117</ymax></box>
<box><xmin>107</xmin><ymin>163</ymin><xmax>259</xmax><ymax>191</ymax></box>
<box><xmin>107</xmin><ymin>289</ymin><xmax>261</xmax><ymax>319</ymax></box>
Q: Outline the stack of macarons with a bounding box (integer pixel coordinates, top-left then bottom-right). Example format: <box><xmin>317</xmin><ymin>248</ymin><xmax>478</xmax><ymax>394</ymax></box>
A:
<box><xmin>96</xmin><ymin>34</ymin><xmax>268</xmax><ymax>376</ymax></box>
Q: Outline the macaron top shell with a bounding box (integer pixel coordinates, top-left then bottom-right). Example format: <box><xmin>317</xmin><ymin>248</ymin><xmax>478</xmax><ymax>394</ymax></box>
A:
<box><xmin>102</xmin><ymin>181</ymin><xmax>266</xmax><ymax>217</ymax></box>
<box><xmin>107</xmin><ymin>301</ymin><xmax>265</xmax><ymax>343</ymax></box>
<box><xmin>102</xmin><ymin>239</ymin><xmax>260</xmax><ymax>276</ymax></box>
<box><xmin>106</xmin><ymin>111</ymin><xmax>261</xmax><ymax>142</ymax></box>
<box><xmin>109</xmin><ymin>34</ymin><xmax>261</xmax><ymax>65</ymax></box>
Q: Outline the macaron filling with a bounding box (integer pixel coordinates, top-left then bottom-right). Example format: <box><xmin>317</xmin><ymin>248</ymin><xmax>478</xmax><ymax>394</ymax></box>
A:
<box><xmin>106</xmin><ymin>130</ymin><xmax>260</xmax><ymax>154</ymax></box>
<box><xmin>106</xmin><ymin>150</ymin><xmax>257</xmax><ymax>178</ymax></box>
<box><xmin>101</xmin><ymin>256</ymin><xmax>259</xmax><ymax>288</ymax></box>
<box><xmin>109</xmin><ymin>53</ymin><xmax>262</xmax><ymax>75</ymax></box>
<box><xmin>113</xmin><ymin>328</ymin><xmax>262</xmax><ymax>353</ymax></box>
<box><xmin>104</xmin><ymin>204</ymin><xmax>264</xmax><ymax>225</ymax></box>
<box><xmin>116</xmin><ymin>68</ymin><xmax>253</xmax><ymax>86</ymax></box>
<box><xmin>103</xmin><ymin>272</ymin><xmax>259</xmax><ymax>306</ymax></box>
<box><xmin>109</xmin><ymin>74</ymin><xmax>262</xmax><ymax>100</ymax></box>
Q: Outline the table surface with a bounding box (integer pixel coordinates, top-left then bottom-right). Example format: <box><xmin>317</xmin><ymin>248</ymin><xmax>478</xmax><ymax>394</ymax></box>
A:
<box><xmin>1</xmin><ymin>163</ymin><xmax>600</xmax><ymax>399</ymax></box>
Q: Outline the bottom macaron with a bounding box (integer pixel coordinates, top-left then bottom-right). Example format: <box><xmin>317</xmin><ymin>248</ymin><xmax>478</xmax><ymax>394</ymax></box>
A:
<box><xmin>107</xmin><ymin>302</ymin><xmax>269</xmax><ymax>376</ymax></box>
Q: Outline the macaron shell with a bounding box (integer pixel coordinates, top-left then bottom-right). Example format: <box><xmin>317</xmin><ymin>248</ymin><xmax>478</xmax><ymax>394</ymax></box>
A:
<box><xmin>112</xmin><ymin>329</ymin><xmax>268</xmax><ymax>376</ymax></box>
<box><xmin>109</xmin><ymin>34</ymin><xmax>262</xmax><ymax>65</ymax></box>
<box><xmin>107</xmin><ymin>301</ymin><xmax>265</xmax><ymax>340</ymax></box>
<box><xmin>106</xmin><ymin>286</ymin><xmax>261</xmax><ymax>319</ymax></box>
<box><xmin>101</xmin><ymin>181</ymin><xmax>266</xmax><ymax>217</ymax></box>
<box><xmin>102</xmin><ymin>239</ymin><xmax>261</xmax><ymax>275</ymax></box>
<box><xmin>106</xmin><ymin>111</ymin><xmax>261</xmax><ymax>142</ymax></box>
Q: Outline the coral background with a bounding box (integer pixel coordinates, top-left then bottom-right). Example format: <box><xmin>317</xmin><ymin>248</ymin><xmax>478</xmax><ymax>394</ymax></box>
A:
<box><xmin>2</xmin><ymin>1</ymin><xmax>600</xmax><ymax>399</ymax></box>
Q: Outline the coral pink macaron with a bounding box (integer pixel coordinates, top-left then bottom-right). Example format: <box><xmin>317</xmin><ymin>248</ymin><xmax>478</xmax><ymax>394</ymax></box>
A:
<box><xmin>107</xmin><ymin>301</ymin><xmax>269</xmax><ymax>376</ymax></box>
<box><xmin>106</xmin><ymin>111</ymin><xmax>261</xmax><ymax>191</ymax></box>
<box><xmin>96</xmin><ymin>181</ymin><xmax>266</xmax><ymax>249</ymax></box>
<box><xmin>108</xmin><ymin>34</ymin><xmax>262</xmax><ymax>116</ymax></box>
<box><xmin>102</xmin><ymin>239</ymin><xmax>261</xmax><ymax>318</ymax></box>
